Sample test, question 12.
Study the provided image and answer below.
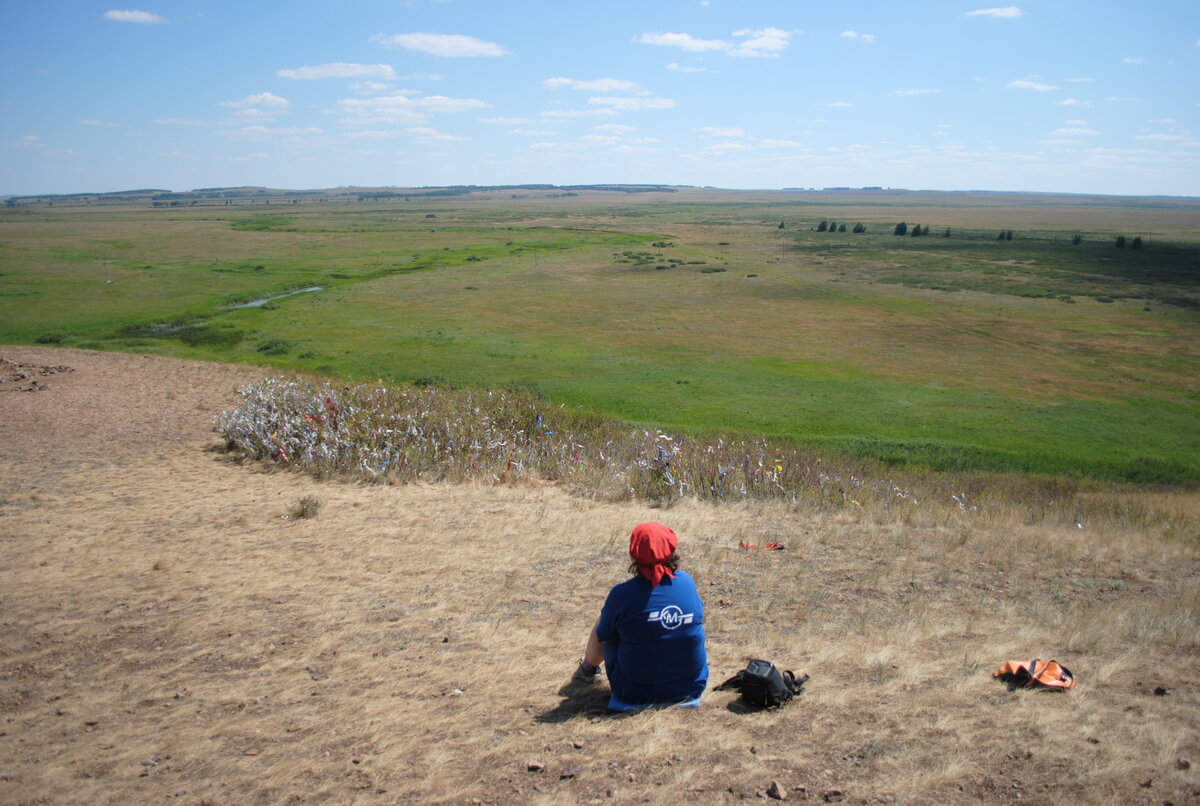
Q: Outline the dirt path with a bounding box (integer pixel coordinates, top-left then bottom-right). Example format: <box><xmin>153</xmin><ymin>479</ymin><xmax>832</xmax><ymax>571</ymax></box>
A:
<box><xmin>1</xmin><ymin>347</ymin><xmax>1196</xmax><ymax>806</ymax></box>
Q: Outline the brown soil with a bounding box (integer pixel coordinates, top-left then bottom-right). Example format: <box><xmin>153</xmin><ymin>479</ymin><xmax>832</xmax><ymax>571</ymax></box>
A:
<box><xmin>1</xmin><ymin>347</ymin><xmax>1197</xmax><ymax>806</ymax></box>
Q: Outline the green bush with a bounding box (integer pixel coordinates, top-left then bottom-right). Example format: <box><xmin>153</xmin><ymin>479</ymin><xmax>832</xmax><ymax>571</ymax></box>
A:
<box><xmin>256</xmin><ymin>339</ymin><xmax>292</xmax><ymax>355</ymax></box>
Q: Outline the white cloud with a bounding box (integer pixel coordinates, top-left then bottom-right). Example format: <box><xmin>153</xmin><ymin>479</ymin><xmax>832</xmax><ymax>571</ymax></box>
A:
<box><xmin>232</xmin><ymin>108</ymin><xmax>277</xmax><ymax>120</ymax></box>
<box><xmin>229</xmin><ymin>152</ymin><xmax>269</xmax><ymax>162</ymax></box>
<box><xmin>371</xmin><ymin>33</ymin><xmax>508</xmax><ymax>57</ymax></box>
<box><xmin>349</xmin><ymin>80</ymin><xmax>393</xmax><ymax>96</ymax></box>
<box><xmin>14</xmin><ymin>135</ymin><xmax>46</xmax><ymax>148</ymax></box>
<box><xmin>104</xmin><ymin>10</ymin><xmax>165</xmax><ymax>23</ymax></box>
<box><xmin>964</xmin><ymin>7</ymin><xmax>1024</xmax><ymax>18</ymax></box>
<box><xmin>1007</xmin><ymin>79</ymin><xmax>1057</xmax><ymax>91</ymax></box>
<box><xmin>636</xmin><ymin>28</ymin><xmax>795</xmax><ymax>58</ymax></box>
<box><xmin>758</xmin><ymin>139</ymin><xmax>805</xmax><ymax>148</ymax></box>
<box><xmin>404</xmin><ymin>126</ymin><xmax>467</xmax><ymax>142</ymax></box>
<box><xmin>666</xmin><ymin>62</ymin><xmax>714</xmax><ymax>73</ymax></box>
<box><xmin>152</xmin><ymin>118</ymin><xmax>211</xmax><ymax>126</ymax></box>
<box><xmin>510</xmin><ymin>129</ymin><xmax>555</xmax><ymax>136</ymax></box>
<box><xmin>1058</xmin><ymin>98</ymin><xmax>1093</xmax><ymax>106</ymax></box>
<box><xmin>820</xmin><ymin>101</ymin><xmax>852</xmax><ymax>107</ymax></box>
<box><xmin>588</xmin><ymin>96</ymin><xmax>675</xmax><ymax>110</ymax></box>
<box><xmin>695</xmin><ymin>126</ymin><xmax>745</xmax><ymax>137</ymax></box>
<box><xmin>579</xmin><ymin>134</ymin><xmax>659</xmax><ymax>145</ymax></box>
<box><xmin>635</xmin><ymin>32</ymin><xmax>729</xmax><ymax>52</ymax></box>
<box><xmin>892</xmin><ymin>88</ymin><xmax>941</xmax><ymax>96</ymax></box>
<box><xmin>594</xmin><ymin>124</ymin><xmax>637</xmax><ymax>134</ymax></box>
<box><xmin>1064</xmin><ymin>77</ymin><xmax>1095</xmax><ymax>83</ymax></box>
<box><xmin>543</xmin><ymin>77</ymin><xmax>638</xmax><ymax>92</ymax></box>
<box><xmin>729</xmin><ymin>27</ymin><xmax>794</xmax><ymax>57</ymax></box>
<box><xmin>1051</xmin><ymin>127</ymin><xmax>1098</xmax><ymax>136</ymax></box>
<box><xmin>701</xmin><ymin>142</ymin><xmax>753</xmax><ymax>154</ymax></box>
<box><xmin>221</xmin><ymin>92</ymin><xmax>291</xmax><ymax>109</ymax></box>
<box><xmin>1106</xmin><ymin>96</ymin><xmax>1140</xmax><ymax>102</ymax></box>
<box><xmin>1137</xmin><ymin>133</ymin><xmax>1188</xmax><ymax>141</ymax></box>
<box><xmin>345</xmin><ymin>130</ymin><xmax>396</xmax><ymax>139</ymax></box>
<box><xmin>1123</xmin><ymin>57</ymin><xmax>1144</xmax><ymax>63</ymax></box>
<box><xmin>611</xmin><ymin>144</ymin><xmax>659</xmax><ymax>154</ymax></box>
<box><xmin>222</xmin><ymin>125</ymin><xmax>323</xmax><ymax>139</ymax></box>
<box><xmin>1148</xmin><ymin>118</ymin><xmax>1176</xmax><ymax>124</ymax></box>
<box><xmin>333</xmin><ymin>93</ymin><xmax>490</xmax><ymax>126</ymax></box>
<box><xmin>530</xmin><ymin>141</ymin><xmax>585</xmax><ymax>153</ymax></box>
<box><xmin>82</xmin><ymin>119</ymin><xmax>121</xmax><ymax>127</ymax></box>
<box><xmin>481</xmin><ymin>117</ymin><xmax>534</xmax><ymax>125</ymax></box>
<box><xmin>841</xmin><ymin>30</ymin><xmax>876</xmax><ymax>43</ymax></box>
<box><xmin>278</xmin><ymin>63</ymin><xmax>398</xmax><ymax>80</ymax></box>
<box><xmin>539</xmin><ymin>108</ymin><xmax>618</xmax><ymax>119</ymax></box>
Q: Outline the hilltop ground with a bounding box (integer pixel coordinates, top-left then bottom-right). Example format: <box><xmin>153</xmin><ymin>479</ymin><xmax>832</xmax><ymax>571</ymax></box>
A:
<box><xmin>0</xmin><ymin>347</ymin><xmax>1197</xmax><ymax>805</ymax></box>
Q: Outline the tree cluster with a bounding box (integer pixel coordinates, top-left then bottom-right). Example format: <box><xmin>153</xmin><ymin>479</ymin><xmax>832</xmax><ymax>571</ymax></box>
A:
<box><xmin>895</xmin><ymin>222</ymin><xmax>934</xmax><ymax>236</ymax></box>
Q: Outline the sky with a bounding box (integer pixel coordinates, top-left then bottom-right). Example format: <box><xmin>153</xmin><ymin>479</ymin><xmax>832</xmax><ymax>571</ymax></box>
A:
<box><xmin>2</xmin><ymin>1</ymin><xmax>1198</xmax><ymax>197</ymax></box>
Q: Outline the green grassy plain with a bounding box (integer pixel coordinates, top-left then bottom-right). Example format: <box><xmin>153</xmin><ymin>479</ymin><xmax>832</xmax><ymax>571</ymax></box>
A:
<box><xmin>2</xmin><ymin>188</ymin><xmax>1198</xmax><ymax>482</ymax></box>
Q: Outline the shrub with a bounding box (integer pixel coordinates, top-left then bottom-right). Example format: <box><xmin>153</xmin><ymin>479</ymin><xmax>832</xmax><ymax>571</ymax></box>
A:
<box><xmin>34</xmin><ymin>332</ymin><xmax>66</xmax><ymax>344</ymax></box>
<box><xmin>256</xmin><ymin>339</ymin><xmax>292</xmax><ymax>355</ymax></box>
<box><xmin>216</xmin><ymin>378</ymin><xmax>867</xmax><ymax>502</ymax></box>
<box><xmin>288</xmin><ymin>495</ymin><xmax>322</xmax><ymax>519</ymax></box>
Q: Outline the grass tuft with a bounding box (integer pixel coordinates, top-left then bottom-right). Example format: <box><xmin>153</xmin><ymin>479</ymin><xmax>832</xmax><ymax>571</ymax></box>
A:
<box><xmin>287</xmin><ymin>494</ymin><xmax>322</xmax><ymax>519</ymax></box>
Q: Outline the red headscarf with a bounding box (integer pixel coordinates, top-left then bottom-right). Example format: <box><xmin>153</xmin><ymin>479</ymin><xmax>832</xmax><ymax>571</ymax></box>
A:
<box><xmin>629</xmin><ymin>521</ymin><xmax>678</xmax><ymax>588</ymax></box>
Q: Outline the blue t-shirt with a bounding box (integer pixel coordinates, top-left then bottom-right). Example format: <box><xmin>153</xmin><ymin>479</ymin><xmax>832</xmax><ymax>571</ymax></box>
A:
<box><xmin>595</xmin><ymin>570</ymin><xmax>708</xmax><ymax>704</ymax></box>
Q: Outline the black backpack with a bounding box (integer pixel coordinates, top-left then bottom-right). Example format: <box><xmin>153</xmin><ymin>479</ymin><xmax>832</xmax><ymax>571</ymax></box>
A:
<box><xmin>716</xmin><ymin>659</ymin><xmax>808</xmax><ymax>708</ymax></box>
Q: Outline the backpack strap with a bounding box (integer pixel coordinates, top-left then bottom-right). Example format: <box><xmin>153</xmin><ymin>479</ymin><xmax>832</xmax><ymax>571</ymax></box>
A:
<box><xmin>714</xmin><ymin>671</ymin><xmax>745</xmax><ymax>691</ymax></box>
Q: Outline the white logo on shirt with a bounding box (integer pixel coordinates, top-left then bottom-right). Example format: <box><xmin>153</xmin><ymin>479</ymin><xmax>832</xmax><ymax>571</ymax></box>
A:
<box><xmin>648</xmin><ymin>605</ymin><xmax>694</xmax><ymax>631</ymax></box>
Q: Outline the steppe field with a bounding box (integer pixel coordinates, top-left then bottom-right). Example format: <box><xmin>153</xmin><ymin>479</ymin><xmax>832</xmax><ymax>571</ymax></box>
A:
<box><xmin>1</xmin><ymin>188</ymin><xmax>1198</xmax><ymax>805</ymax></box>
<box><xmin>2</xmin><ymin>187</ymin><xmax>1198</xmax><ymax>480</ymax></box>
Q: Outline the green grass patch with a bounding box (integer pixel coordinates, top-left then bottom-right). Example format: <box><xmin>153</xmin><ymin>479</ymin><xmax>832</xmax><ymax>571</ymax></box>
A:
<box><xmin>231</xmin><ymin>216</ymin><xmax>294</xmax><ymax>231</ymax></box>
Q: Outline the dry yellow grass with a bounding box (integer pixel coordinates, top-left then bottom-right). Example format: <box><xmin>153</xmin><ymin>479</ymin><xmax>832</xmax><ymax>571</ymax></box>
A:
<box><xmin>0</xmin><ymin>347</ymin><xmax>1197</xmax><ymax>805</ymax></box>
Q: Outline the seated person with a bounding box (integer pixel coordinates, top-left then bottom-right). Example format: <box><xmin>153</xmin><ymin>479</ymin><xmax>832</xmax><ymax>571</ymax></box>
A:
<box><xmin>575</xmin><ymin>521</ymin><xmax>708</xmax><ymax>710</ymax></box>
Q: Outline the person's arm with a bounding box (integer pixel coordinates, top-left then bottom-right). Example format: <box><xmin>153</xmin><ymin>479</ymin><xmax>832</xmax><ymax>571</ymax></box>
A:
<box><xmin>583</xmin><ymin>623</ymin><xmax>605</xmax><ymax>668</ymax></box>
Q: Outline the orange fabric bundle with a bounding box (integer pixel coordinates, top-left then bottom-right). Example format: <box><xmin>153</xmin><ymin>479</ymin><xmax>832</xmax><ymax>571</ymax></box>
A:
<box><xmin>994</xmin><ymin>659</ymin><xmax>1077</xmax><ymax>691</ymax></box>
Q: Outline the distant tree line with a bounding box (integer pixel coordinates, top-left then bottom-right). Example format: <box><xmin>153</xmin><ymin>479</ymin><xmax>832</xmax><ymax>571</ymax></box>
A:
<box><xmin>815</xmin><ymin>220</ymin><xmax>866</xmax><ymax>233</ymax></box>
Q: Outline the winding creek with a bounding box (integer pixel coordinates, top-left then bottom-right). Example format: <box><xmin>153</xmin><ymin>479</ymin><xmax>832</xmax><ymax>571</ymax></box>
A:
<box><xmin>227</xmin><ymin>286</ymin><xmax>325</xmax><ymax>309</ymax></box>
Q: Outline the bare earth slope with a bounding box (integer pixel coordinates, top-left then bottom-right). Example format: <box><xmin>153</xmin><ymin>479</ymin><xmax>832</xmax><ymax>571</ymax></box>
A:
<box><xmin>1</xmin><ymin>347</ymin><xmax>1196</xmax><ymax>805</ymax></box>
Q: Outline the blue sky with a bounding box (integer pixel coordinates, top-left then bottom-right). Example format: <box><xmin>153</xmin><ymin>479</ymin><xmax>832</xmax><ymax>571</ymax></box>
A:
<box><xmin>2</xmin><ymin>1</ymin><xmax>1197</xmax><ymax>196</ymax></box>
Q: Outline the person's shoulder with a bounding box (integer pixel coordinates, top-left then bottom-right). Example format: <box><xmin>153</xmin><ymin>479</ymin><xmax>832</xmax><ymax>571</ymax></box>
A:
<box><xmin>609</xmin><ymin>575</ymin><xmax>649</xmax><ymax>596</ymax></box>
<box><xmin>672</xmin><ymin>570</ymin><xmax>698</xmax><ymax>587</ymax></box>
